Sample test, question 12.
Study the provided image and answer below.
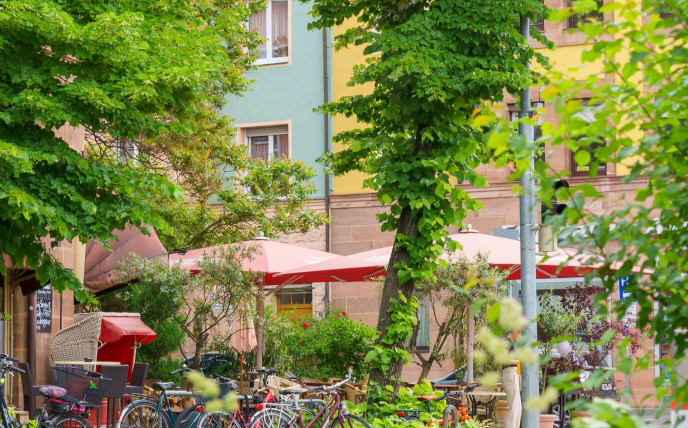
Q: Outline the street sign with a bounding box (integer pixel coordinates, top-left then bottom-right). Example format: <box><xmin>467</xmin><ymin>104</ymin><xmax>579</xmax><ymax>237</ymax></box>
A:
<box><xmin>619</xmin><ymin>276</ymin><xmax>635</xmax><ymax>301</ymax></box>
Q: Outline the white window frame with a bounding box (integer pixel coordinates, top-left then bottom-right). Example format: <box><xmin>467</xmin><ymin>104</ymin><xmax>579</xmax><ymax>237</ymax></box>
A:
<box><xmin>244</xmin><ymin>125</ymin><xmax>290</xmax><ymax>161</ymax></box>
<box><xmin>237</xmin><ymin>121</ymin><xmax>292</xmax><ymax>160</ymax></box>
<box><xmin>251</xmin><ymin>0</ymin><xmax>291</xmax><ymax>66</ymax></box>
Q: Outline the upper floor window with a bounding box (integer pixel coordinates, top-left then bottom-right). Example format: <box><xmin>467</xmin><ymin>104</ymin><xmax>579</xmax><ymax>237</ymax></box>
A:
<box><xmin>568</xmin><ymin>0</ymin><xmax>604</xmax><ymax>28</ymax></box>
<box><xmin>249</xmin><ymin>0</ymin><xmax>289</xmax><ymax>65</ymax></box>
<box><xmin>533</xmin><ymin>0</ymin><xmax>545</xmax><ymax>31</ymax></box>
<box><xmin>569</xmin><ymin>110</ymin><xmax>607</xmax><ymax>176</ymax></box>
<box><xmin>246</xmin><ymin>126</ymin><xmax>289</xmax><ymax>162</ymax></box>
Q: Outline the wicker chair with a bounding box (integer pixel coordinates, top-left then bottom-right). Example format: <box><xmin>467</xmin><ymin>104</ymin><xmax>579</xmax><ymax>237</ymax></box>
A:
<box><xmin>466</xmin><ymin>383</ymin><xmax>501</xmax><ymax>422</ymax></box>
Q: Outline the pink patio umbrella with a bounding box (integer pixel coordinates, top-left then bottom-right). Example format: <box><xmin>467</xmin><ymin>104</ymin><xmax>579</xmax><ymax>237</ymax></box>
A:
<box><xmin>168</xmin><ymin>237</ymin><xmax>341</xmax><ymax>368</ymax></box>
<box><xmin>274</xmin><ymin>231</ymin><xmax>595</xmax><ymax>284</ymax></box>
<box><xmin>229</xmin><ymin>313</ymin><xmax>257</xmax><ymax>394</ymax></box>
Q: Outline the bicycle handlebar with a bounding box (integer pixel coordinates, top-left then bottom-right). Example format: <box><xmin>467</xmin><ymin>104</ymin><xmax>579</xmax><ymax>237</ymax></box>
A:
<box><xmin>0</xmin><ymin>354</ymin><xmax>24</xmax><ymax>374</ymax></box>
<box><xmin>307</xmin><ymin>375</ymin><xmax>352</xmax><ymax>392</ymax></box>
<box><xmin>170</xmin><ymin>365</ymin><xmax>191</xmax><ymax>376</ymax></box>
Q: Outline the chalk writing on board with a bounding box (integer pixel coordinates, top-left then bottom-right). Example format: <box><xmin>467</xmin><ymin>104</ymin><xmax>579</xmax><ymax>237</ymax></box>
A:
<box><xmin>36</xmin><ymin>285</ymin><xmax>52</xmax><ymax>333</ymax></box>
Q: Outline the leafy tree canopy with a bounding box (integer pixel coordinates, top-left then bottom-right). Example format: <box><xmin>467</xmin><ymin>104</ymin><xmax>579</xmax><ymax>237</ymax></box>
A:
<box><xmin>0</xmin><ymin>0</ymin><xmax>262</xmax><ymax>299</ymax></box>
<box><xmin>492</xmin><ymin>0</ymin><xmax>688</xmax><ymax>409</ymax></box>
<box><xmin>301</xmin><ymin>0</ymin><xmax>547</xmax><ymax>390</ymax></box>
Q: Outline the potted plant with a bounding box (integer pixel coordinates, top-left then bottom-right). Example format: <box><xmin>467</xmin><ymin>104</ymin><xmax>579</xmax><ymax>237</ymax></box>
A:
<box><xmin>537</xmin><ymin>291</ymin><xmax>583</xmax><ymax>428</ymax></box>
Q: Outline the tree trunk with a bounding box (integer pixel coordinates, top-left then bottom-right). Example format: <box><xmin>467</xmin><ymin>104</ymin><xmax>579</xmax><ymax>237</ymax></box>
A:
<box><xmin>368</xmin><ymin>205</ymin><xmax>421</xmax><ymax>395</ymax></box>
<box><xmin>417</xmin><ymin>358</ymin><xmax>434</xmax><ymax>383</ymax></box>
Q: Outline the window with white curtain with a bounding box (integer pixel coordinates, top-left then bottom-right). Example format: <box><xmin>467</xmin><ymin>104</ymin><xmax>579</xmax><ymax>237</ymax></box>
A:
<box><xmin>245</xmin><ymin>126</ymin><xmax>289</xmax><ymax>162</ymax></box>
<box><xmin>249</xmin><ymin>0</ymin><xmax>289</xmax><ymax>65</ymax></box>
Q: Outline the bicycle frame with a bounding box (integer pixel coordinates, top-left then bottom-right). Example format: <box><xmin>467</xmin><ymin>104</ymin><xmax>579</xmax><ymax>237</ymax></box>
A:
<box><xmin>0</xmin><ymin>374</ymin><xmax>13</xmax><ymax>428</ymax></box>
<box><xmin>284</xmin><ymin>390</ymin><xmax>344</xmax><ymax>428</ymax></box>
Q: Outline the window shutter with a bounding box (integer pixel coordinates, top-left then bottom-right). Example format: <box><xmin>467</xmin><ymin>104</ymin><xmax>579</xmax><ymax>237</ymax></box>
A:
<box><xmin>245</xmin><ymin>126</ymin><xmax>288</xmax><ymax>138</ymax></box>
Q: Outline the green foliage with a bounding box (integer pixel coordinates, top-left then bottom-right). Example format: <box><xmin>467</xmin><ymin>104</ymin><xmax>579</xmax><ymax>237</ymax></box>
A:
<box><xmin>414</xmin><ymin>255</ymin><xmax>508</xmax><ymax>381</ymax></box>
<box><xmin>300</xmin><ymin>0</ymin><xmax>546</xmax><ymax>388</ymax></box>
<box><xmin>89</xmin><ymin>106</ymin><xmax>328</xmax><ymax>251</ymax></box>
<box><xmin>498</xmin><ymin>0</ymin><xmax>688</xmax><ymax>409</ymax></box>
<box><xmin>303</xmin><ymin>0</ymin><xmax>548</xmax><ymax>287</ymax></box>
<box><xmin>98</xmin><ymin>273</ymin><xmax>184</xmax><ymax>367</ymax></box>
<box><xmin>572</xmin><ymin>398</ymin><xmax>652</xmax><ymax>428</ymax></box>
<box><xmin>273</xmin><ymin>308</ymin><xmax>378</xmax><ymax>380</ymax></box>
<box><xmin>365</xmin><ymin>293</ymin><xmax>417</xmax><ymax>374</ymax></box>
<box><xmin>537</xmin><ymin>291</ymin><xmax>583</xmax><ymax>356</ymax></box>
<box><xmin>116</xmin><ymin>246</ymin><xmax>257</xmax><ymax>371</ymax></box>
<box><xmin>350</xmin><ymin>381</ymin><xmax>488</xmax><ymax>428</ymax></box>
<box><xmin>0</xmin><ymin>0</ymin><xmax>263</xmax><ymax>298</ymax></box>
<box><xmin>146</xmin><ymin>356</ymin><xmax>184</xmax><ymax>384</ymax></box>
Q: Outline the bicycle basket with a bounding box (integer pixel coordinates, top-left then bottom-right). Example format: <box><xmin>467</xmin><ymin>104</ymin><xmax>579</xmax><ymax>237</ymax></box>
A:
<box><xmin>51</xmin><ymin>365</ymin><xmax>111</xmax><ymax>407</ymax></box>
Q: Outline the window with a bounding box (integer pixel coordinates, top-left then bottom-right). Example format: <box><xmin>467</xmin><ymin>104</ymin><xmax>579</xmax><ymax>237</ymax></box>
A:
<box><xmin>569</xmin><ymin>110</ymin><xmax>607</xmax><ymax>176</ymax></box>
<box><xmin>246</xmin><ymin>126</ymin><xmax>289</xmax><ymax>162</ymax></box>
<box><xmin>568</xmin><ymin>0</ymin><xmax>603</xmax><ymax>28</ymax></box>
<box><xmin>509</xmin><ymin>106</ymin><xmax>544</xmax><ymax>161</ymax></box>
<box><xmin>276</xmin><ymin>286</ymin><xmax>312</xmax><ymax>316</ymax></box>
<box><xmin>416</xmin><ymin>296</ymin><xmax>430</xmax><ymax>353</ymax></box>
<box><xmin>249</xmin><ymin>0</ymin><xmax>289</xmax><ymax>65</ymax></box>
<box><xmin>533</xmin><ymin>0</ymin><xmax>545</xmax><ymax>31</ymax></box>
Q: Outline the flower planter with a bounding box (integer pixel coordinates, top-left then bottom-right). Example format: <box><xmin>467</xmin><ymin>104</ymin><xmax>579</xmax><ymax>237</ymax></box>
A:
<box><xmin>495</xmin><ymin>400</ymin><xmax>508</xmax><ymax>427</ymax></box>
<box><xmin>540</xmin><ymin>414</ymin><xmax>558</xmax><ymax>428</ymax></box>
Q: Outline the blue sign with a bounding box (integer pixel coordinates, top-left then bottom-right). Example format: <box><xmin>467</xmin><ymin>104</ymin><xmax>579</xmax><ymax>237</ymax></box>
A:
<box><xmin>619</xmin><ymin>276</ymin><xmax>635</xmax><ymax>301</ymax></box>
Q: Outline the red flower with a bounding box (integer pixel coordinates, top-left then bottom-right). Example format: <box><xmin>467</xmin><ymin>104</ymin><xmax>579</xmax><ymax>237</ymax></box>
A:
<box><xmin>302</xmin><ymin>323</ymin><xmax>309</xmax><ymax>328</ymax></box>
<box><xmin>342</xmin><ymin>311</ymin><xmax>346</xmax><ymax>316</ymax></box>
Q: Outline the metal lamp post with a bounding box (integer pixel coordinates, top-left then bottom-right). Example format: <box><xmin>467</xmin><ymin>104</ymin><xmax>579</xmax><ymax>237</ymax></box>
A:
<box><xmin>519</xmin><ymin>14</ymin><xmax>540</xmax><ymax>428</ymax></box>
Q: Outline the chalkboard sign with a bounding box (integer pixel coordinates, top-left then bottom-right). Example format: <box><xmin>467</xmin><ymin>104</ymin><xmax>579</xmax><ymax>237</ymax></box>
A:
<box><xmin>36</xmin><ymin>285</ymin><xmax>52</xmax><ymax>333</ymax></box>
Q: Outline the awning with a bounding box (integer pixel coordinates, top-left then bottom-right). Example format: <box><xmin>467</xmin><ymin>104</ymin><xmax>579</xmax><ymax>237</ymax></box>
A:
<box><xmin>100</xmin><ymin>316</ymin><xmax>156</xmax><ymax>344</ymax></box>
<box><xmin>85</xmin><ymin>224</ymin><xmax>168</xmax><ymax>294</ymax></box>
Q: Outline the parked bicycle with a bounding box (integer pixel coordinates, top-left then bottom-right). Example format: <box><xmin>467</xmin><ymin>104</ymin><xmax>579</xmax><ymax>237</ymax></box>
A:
<box><xmin>394</xmin><ymin>383</ymin><xmax>478</xmax><ymax>426</ymax></box>
<box><xmin>249</xmin><ymin>371</ymin><xmax>370</xmax><ymax>428</ymax></box>
<box><xmin>117</xmin><ymin>365</ymin><xmax>205</xmax><ymax>428</ymax></box>
<box><xmin>0</xmin><ymin>354</ymin><xmax>110</xmax><ymax>428</ymax></box>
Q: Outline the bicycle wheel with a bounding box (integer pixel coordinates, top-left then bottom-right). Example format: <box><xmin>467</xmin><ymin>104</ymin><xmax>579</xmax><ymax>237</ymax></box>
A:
<box><xmin>51</xmin><ymin>414</ymin><xmax>90</xmax><ymax>428</ymax></box>
<box><xmin>198</xmin><ymin>411</ymin><xmax>242</xmax><ymax>428</ymax></box>
<box><xmin>118</xmin><ymin>400</ymin><xmax>173</xmax><ymax>428</ymax></box>
<box><xmin>249</xmin><ymin>408</ymin><xmax>295</xmax><ymax>428</ymax></box>
<box><xmin>334</xmin><ymin>414</ymin><xmax>370</xmax><ymax>428</ymax></box>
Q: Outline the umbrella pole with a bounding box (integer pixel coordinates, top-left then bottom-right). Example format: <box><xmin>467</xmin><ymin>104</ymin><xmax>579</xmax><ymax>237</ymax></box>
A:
<box><xmin>256</xmin><ymin>292</ymin><xmax>264</xmax><ymax>369</ymax></box>
<box><xmin>239</xmin><ymin>353</ymin><xmax>244</xmax><ymax>395</ymax></box>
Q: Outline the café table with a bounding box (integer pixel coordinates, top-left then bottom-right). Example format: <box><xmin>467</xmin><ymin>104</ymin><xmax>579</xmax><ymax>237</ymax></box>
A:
<box><xmin>464</xmin><ymin>391</ymin><xmax>506</xmax><ymax>420</ymax></box>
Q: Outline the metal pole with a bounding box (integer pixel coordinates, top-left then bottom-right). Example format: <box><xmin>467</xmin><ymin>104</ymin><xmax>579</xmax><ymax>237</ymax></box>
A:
<box><xmin>519</xmin><ymin>14</ymin><xmax>540</xmax><ymax>428</ymax></box>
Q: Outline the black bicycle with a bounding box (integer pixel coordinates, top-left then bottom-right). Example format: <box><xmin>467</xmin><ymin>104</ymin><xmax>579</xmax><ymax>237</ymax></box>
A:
<box><xmin>0</xmin><ymin>355</ymin><xmax>110</xmax><ymax>428</ymax></box>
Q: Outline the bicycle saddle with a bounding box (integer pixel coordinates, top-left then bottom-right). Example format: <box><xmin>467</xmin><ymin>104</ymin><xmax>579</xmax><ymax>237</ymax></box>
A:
<box><xmin>279</xmin><ymin>388</ymin><xmax>303</xmax><ymax>395</ymax></box>
<box><xmin>416</xmin><ymin>396</ymin><xmax>438</xmax><ymax>402</ymax></box>
<box><xmin>39</xmin><ymin>385</ymin><xmax>67</xmax><ymax>398</ymax></box>
<box><xmin>152</xmin><ymin>382</ymin><xmax>177</xmax><ymax>391</ymax></box>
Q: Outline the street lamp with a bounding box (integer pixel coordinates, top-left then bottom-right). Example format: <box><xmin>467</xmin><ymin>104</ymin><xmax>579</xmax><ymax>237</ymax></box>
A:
<box><xmin>519</xmin><ymin>15</ymin><xmax>540</xmax><ymax>428</ymax></box>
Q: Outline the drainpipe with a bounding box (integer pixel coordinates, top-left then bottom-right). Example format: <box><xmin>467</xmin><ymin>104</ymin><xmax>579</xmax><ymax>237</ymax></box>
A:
<box><xmin>322</xmin><ymin>27</ymin><xmax>331</xmax><ymax>306</ymax></box>
<box><xmin>28</xmin><ymin>293</ymin><xmax>36</xmax><ymax>380</ymax></box>
<box><xmin>73</xmin><ymin>238</ymin><xmax>85</xmax><ymax>313</ymax></box>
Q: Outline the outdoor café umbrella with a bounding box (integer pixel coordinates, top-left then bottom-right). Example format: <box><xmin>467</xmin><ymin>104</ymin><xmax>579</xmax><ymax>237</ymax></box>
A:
<box><xmin>168</xmin><ymin>236</ymin><xmax>341</xmax><ymax>368</ymax></box>
<box><xmin>273</xmin><ymin>231</ymin><xmax>594</xmax><ymax>284</ymax></box>
<box><xmin>229</xmin><ymin>313</ymin><xmax>257</xmax><ymax>394</ymax></box>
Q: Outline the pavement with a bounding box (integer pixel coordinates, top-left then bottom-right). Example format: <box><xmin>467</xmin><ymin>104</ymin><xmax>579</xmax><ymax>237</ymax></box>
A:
<box><xmin>629</xmin><ymin>407</ymin><xmax>674</xmax><ymax>426</ymax></box>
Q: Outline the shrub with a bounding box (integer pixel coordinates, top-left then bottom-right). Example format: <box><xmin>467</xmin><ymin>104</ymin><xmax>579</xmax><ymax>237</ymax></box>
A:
<box><xmin>274</xmin><ymin>307</ymin><xmax>378</xmax><ymax>380</ymax></box>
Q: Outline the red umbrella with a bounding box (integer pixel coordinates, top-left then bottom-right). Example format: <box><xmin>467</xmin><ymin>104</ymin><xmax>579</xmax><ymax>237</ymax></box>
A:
<box><xmin>274</xmin><ymin>231</ymin><xmax>595</xmax><ymax>284</ymax></box>
<box><xmin>168</xmin><ymin>237</ymin><xmax>341</xmax><ymax>285</ymax></box>
<box><xmin>229</xmin><ymin>313</ymin><xmax>257</xmax><ymax>394</ymax></box>
<box><xmin>168</xmin><ymin>237</ymin><xmax>341</xmax><ymax>368</ymax></box>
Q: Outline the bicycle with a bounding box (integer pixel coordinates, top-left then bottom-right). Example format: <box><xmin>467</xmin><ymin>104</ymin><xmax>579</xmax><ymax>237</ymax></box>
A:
<box><xmin>200</xmin><ymin>368</ymin><xmax>323</xmax><ymax>428</ymax></box>
<box><xmin>0</xmin><ymin>355</ymin><xmax>109</xmax><ymax>428</ymax></box>
<box><xmin>117</xmin><ymin>365</ymin><xmax>205</xmax><ymax>428</ymax></box>
<box><xmin>248</xmin><ymin>372</ymin><xmax>370</xmax><ymax>428</ymax></box>
<box><xmin>394</xmin><ymin>384</ymin><xmax>478</xmax><ymax>427</ymax></box>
